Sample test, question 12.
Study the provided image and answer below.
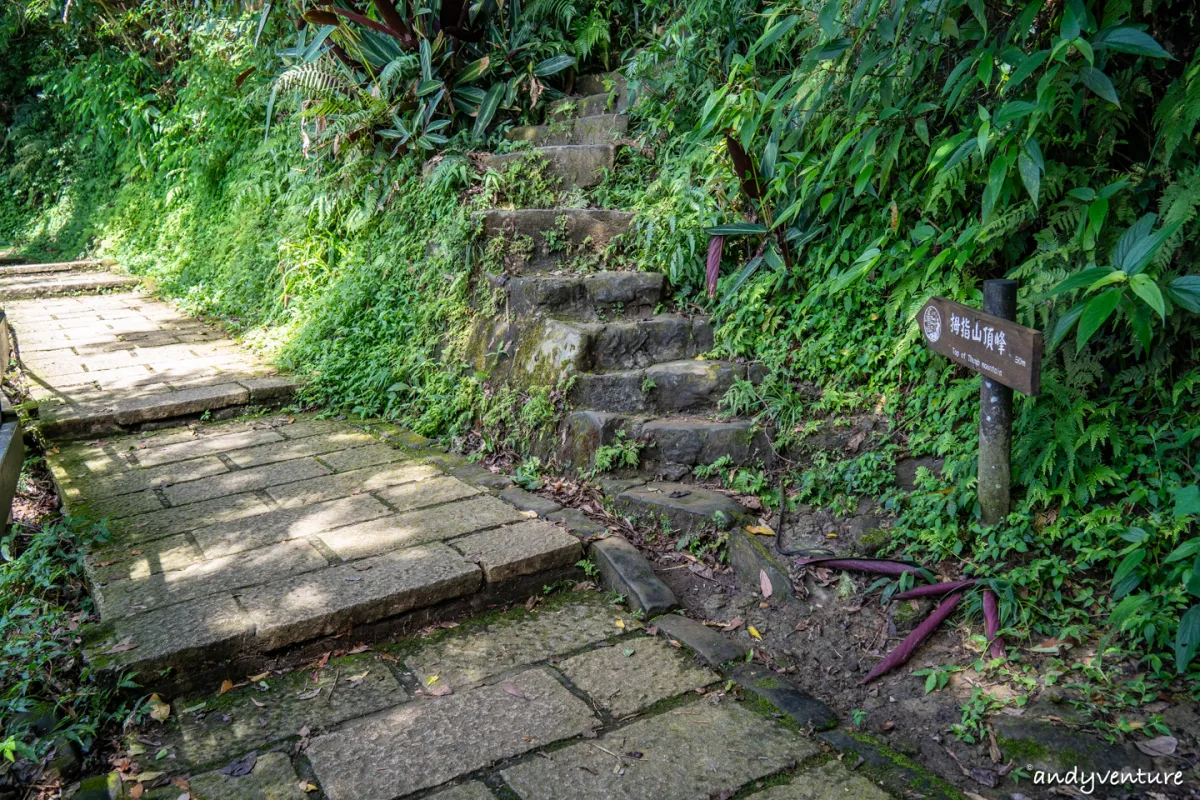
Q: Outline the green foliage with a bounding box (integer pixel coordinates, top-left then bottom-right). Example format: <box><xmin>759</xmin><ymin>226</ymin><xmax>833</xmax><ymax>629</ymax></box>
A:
<box><xmin>590</xmin><ymin>430</ymin><xmax>643</xmax><ymax>475</ymax></box>
<box><xmin>606</xmin><ymin>0</ymin><xmax>1200</xmax><ymax>688</ymax></box>
<box><xmin>0</xmin><ymin>515</ymin><xmax>131</xmax><ymax>769</ymax></box>
<box><xmin>267</xmin><ymin>0</ymin><xmax>643</xmax><ymax>158</ymax></box>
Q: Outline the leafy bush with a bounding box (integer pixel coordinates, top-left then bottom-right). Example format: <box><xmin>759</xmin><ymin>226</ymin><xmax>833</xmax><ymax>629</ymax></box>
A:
<box><xmin>611</xmin><ymin>0</ymin><xmax>1200</xmax><ymax>684</ymax></box>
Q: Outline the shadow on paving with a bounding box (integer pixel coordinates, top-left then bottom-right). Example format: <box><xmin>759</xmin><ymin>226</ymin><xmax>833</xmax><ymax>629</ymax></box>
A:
<box><xmin>53</xmin><ymin>414</ymin><xmax>585</xmax><ymax>690</ymax></box>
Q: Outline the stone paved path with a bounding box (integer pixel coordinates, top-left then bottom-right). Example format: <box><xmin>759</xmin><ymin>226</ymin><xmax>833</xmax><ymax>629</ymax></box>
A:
<box><xmin>57</xmin><ymin>414</ymin><xmax>584</xmax><ymax>683</ymax></box>
<box><xmin>95</xmin><ymin>592</ymin><xmax>906</xmax><ymax>800</ymax></box>
<box><xmin>2</xmin><ymin>285</ymin><xmax>294</xmax><ymax>438</ymax></box>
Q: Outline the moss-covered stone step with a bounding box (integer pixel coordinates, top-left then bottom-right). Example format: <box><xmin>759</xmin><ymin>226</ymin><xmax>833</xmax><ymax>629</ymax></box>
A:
<box><xmin>612</xmin><ymin>480</ymin><xmax>752</xmax><ymax>534</ymax></box>
<box><xmin>560</xmin><ymin>411</ymin><xmax>773</xmax><ymax>478</ymax></box>
<box><xmin>479</xmin><ymin>207</ymin><xmax>632</xmax><ymax>271</ymax></box>
<box><xmin>570</xmin><ymin>359</ymin><xmax>746</xmax><ymax>414</ymax></box>
<box><xmin>484</xmin><ymin>144</ymin><xmax>615</xmax><ymax>190</ymax></box>
<box><xmin>549</xmin><ymin>75</ymin><xmax>630</xmax><ymax>122</ymax></box>
<box><xmin>498</xmin><ymin>271</ymin><xmax>664</xmax><ymax>318</ymax></box>
<box><xmin>504</xmin><ymin>113</ymin><xmax>628</xmax><ymax>147</ymax></box>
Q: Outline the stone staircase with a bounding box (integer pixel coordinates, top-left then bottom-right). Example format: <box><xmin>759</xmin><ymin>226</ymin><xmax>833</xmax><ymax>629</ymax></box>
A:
<box><xmin>0</xmin><ymin>257</ymin><xmax>138</xmax><ymax>299</ymax></box>
<box><xmin>470</xmin><ymin>73</ymin><xmax>772</xmax><ymax>533</ymax></box>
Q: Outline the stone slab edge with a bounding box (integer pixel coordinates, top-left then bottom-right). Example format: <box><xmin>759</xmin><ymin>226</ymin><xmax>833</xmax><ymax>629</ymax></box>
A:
<box><xmin>818</xmin><ymin>730</ymin><xmax>969</xmax><ymax>800</ymax></box>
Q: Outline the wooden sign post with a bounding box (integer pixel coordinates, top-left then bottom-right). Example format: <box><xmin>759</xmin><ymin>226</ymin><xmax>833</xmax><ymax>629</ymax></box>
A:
<box><xmin>918</xmin><ymin>280</ymin><xmax>1043</xmax><ymax>525</ymax></box>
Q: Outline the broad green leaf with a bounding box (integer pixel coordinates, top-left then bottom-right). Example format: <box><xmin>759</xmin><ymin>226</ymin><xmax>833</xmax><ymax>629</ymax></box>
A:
<box><xmin>1176</xmin><ymin>605</ymin><xmax>1200</xmax><ymax>674</ymax></box>
<box><xmin>819</xmin><ymin>0</ymin><xmax>841</xmax><ymax>37</ymax></box>
<box><xmin>814</xmin><ymin>38</ymin><xmax>853</xmax><ymax>60</ymax></box>
<box><xmin>1108</xmin><ymin>592</ymin><xmax>1148</xmax><ymax>630</ymax></box>
<box><xmin>1086</xmin><ymin>269</ymin><xmax>1125</xmax><ymax>292</ymax></box>
<box><xmin>1076</xmin><ymin>287</ymin><xmax>1123</xmax><ymax>352</ymax></box>
<box><xmin>966</xmin><ymin>0</ymin><xmax>987</xmax><ymax>32</ymax></box>
<box><xmin>1079</xmin><ymin>67</ymin><xmax>1120</xmax><ymax>105</ymax></box>
<box><xmin>1112</xmin><ymin>549</ymin><xmax>1145</xmax><ymax>590</ymax></box>
<box><xmin>913</xmin><ymin>118</ymin><xmax>929</xmax><ymax>146</ymax></box>
<box><xmin>1048</xmin><ymin>266</ymin><xmax>1114</xmax><ymax>296</ymax></box>
<box><xmin>993</xmin><ymin>101</ymin><xmax>1035</xmax><ymax>128</ymax></box>
<box><xmin>416</xmin><ymin>79</ymin><xmax>442</xmax><ymax>97</ymax></box>
<box><xmin>981</xmin><ymin>156</ymin><xmax>1007</xmax><ymax>222</ymax></box>
<box><xmin>1174</xmin><ymin>486</ymin><xmax>1200</xmax><ymax>519</ymax></box>
<box><xmin>1017</xmin><ymin>151</ymin><xmax>1040</xmax><ymax>206</ymax></box>
<box><xmin>1005</xmin><ymin>50</ymin><xmax>1049</xmax><ymax>93</ymax></box>
<box><xmin>533</xmin><ymin>55</ymin><xmax>576</xmax><ymax>76</ymax></box>
<box><xmin>454</xmin><ymin>56</ymin><xmax>490</xmax><ymax>86</ymax></box>
<box><xmin>1168</xmin><ymin>276</ymin><xmax>1200</xmax><ymax>313</ymax></box>
<box><xmin>1110</xmin><ymin>213</ymin><xmax>1156</xmax><ymax>266</ymax></box>
<box><xmin>1166</xmin><ymin>539</ymin><xmax>1200</xmax><ymax>567</ymax></box>
<box><xmin>1122</xmin><ymin>220</ymin><xmax>1182</xmax><ymax>275</ymax></box>
<box><xmin>1050</xmin><ymin>301</ymin><xmax>1086</xmax><ymax>351</ymax></box>
<box><xmin>1068</xmin><ymin>187</ymin><xmax>1097</xmax><ymax>201</ymax></box>
<box><xmin>472</xmin><ymin>82</ymin><xmax>505</xmax><ymax>139</ymax></box>
<box><xmin>1088</xmin><ymin>197</ymin><xmax>1109</xmax><ymax>235</ymax></box>
<box><xmin>1093</xmin><ymin>26</ymin><xmax>1173</xmax><ymax>59</ymax></box>
<box><xmin>1129</xmin><ymin>274</ymin><xmax>1166</xmax><ymax>320</ymax></box>
<box><xmin>1061</xmin><ymin>1</ymin><xmax>1081</xmax><ymax>40</ymax></box>
<box><xmin>705</xmin><ymin>223</ymin><xmax>769</xmax><ymax>235</ymax></box>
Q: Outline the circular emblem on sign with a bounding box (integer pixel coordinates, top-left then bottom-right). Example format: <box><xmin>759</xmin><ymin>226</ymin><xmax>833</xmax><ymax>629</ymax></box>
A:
<box><xmin>922</xmin><ymin>305</ymin><xmax>942</xmax><ymax>343</ymax></box>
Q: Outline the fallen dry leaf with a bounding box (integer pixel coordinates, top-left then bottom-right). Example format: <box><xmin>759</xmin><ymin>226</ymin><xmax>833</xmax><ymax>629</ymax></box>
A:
<box><xmin>519</xmin><ymin>509</ymin><xmax>539</xmax><ymax>518</ymax></box>
<box><xmin>614</xmin><ymin>618</ymin><xmax>625</xmax><ymax>630</ymax></box>
<box><xmin>248</xmin><ymin>672</ymin><xmax>270</xmax><ymax>682</ymax></box>
<box><xmin>748</xmin><ymin>626</ymin><xmax>762</xmax><ymax>640</ymax></box>
<box><xmin>250</xmin><ymin>698</ymin><xmax>266</xmax><ymax>708</ymax></box>
<box><xmin>219</xmin><ymin>680</ymin><xmax>234</xmax><ymax>695</ymax></box>
<box><xmin>130</xmin><ymin>783</ymin><xmax>144</xmax><ymax>800</ymax></box>
<box><xmin>220</xmin><ymin>751</ymin><xmax>256</xmax><ymax>777</ymax></box>
<box><xmin>503</xmin><ymin>683</ymin><xmax>528</xmax><ymax>700</ymax></box>
<box><xmin>295</xmin><ymin>687</ymin><xmax>321</xmax><ymax>700</ymax></box>
<box><xmin>428</xmin><ymin>682</ymin><xmax>453</xmax><ymax>697</ymax></box>
<box><xmin>147</xmin><ymin>694</ymin><xmax>170</xmax><ymax>723</ymax></box>
<box><xmin>744</xmin><ymin>524</ymin><xmax>775</xmax><ymax>536</ymax></box>
<box><xmin>299</xmin><ymin>781</ymin><xmax>318</xmax><ymax>792</ymax></box>
<box><xmin>1135</xmin><ymin>735</ymin><xmax>1178</xmax><ymax>757</ymax></box>
<box><xmin>722</xmin><ymin>617</ymin><xmax>745</xmax><ymax>632</ymax></box>
<box><xmin>760</xmin><ymin>569</ymin><xmax>773</xmax><ymax>599</ymax></box>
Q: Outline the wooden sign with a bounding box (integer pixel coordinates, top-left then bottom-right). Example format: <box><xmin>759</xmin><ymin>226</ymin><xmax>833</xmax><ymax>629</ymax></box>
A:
<box><xmin>918</xmin><ymin>297</ymin><xmax>1042</xmax><ymax>396</ymax></box>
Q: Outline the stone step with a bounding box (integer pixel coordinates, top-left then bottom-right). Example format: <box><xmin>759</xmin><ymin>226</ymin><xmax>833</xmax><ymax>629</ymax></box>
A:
<box><xmin>0</xmin><ymin>259</ymin><xmax>104</xmax><ymax>276</ymax></box>
<box><xmin>465</xmin><ymin>312</ymin><xmax>707</xmax><ymax>395</ymax></box>
<box><xmin>0</xmin><ymin>271</ymin><xmax>138</xmax><ymax>299</ymax></box>
<box><xmin>575</xmin><ymin>72</ymin><xmax>627</xmax><ymax>97</ymax></box>
<box><xmin>505</xmin><ymin>113</ymin><xmax>628</xmax><ymax>147</ymax></box>
<box><xmin>479</xmin><ymin>207</ymin><xmax>633</xmax><ymax>271</ymax></box>
<box><xmin>612</xmin><ymin>480</ymin><xmax>752</xmax><ymax>533</ymax></box>
<box><xmin>496</xmin><ymin>271</ymin><xmax>665</xmax><ymax>318</ymax></box>
<box><xmin>560</xmin><ymin>411</ymin><xmax>772</xmax><ymax>478</ymax></box>
<box><xmin>484</xmin><ymin>144</ymin><xmax>615</xmax><ymax>190</ymax></box>
<box><xmin>579</xmin><ymin>315</ymin><xmax>711</xmax><ymax>368</ymax></box>
<box><xmin>549</xmin><ymin>80</ymin><xmax>630</xmax><ymax>121</ymax></box>
<box><xmin>570</xmin><ymin>359</ymin><xmax>745</xmax><ymax>414</ymax></box>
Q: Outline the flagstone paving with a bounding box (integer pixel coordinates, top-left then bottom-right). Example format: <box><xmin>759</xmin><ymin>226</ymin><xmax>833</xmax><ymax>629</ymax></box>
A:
<box><xmin>53</xmin><ymin>415</ymin><xmax>584</xmax><ymax>681</ymax></box>
<box><xmin>1</xmin><ymin>290</ymin><xmax>295</xmax><ymax>437</ymax></box>
<box><xmin>106</xmin><ymin>591</ymin><xmax>910</xmax><ymax>800</ymax></box>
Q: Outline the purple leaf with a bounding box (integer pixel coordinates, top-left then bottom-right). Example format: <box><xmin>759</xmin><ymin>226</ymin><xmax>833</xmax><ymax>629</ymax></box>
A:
<box><xmin>983</xmin><ymin>589</ymin><xmax>1006</xmax><ymax>659</ymax></box>
<box><xmin>863</xmin><ymin>592</ymin><xmax>964</xmax><ymax>684</ymax></box>
<box><xmin>893</xmin><ymin>579</ymin><xmax>976</xmax><ymax>600</ymax></box>
<box><xmin>725</xmin><ymin>134</ymin><xmax>762</xmax><ymax>199</ymax></box>
<box><xmin>706</xmin><ymin>235</ymin><xmax>725</xmax><ymax>298</ymax></box>
<box><xmin>796</xmin><ymin>557</ymin><xmax>923</xmax><ymax>576</ymax></box>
